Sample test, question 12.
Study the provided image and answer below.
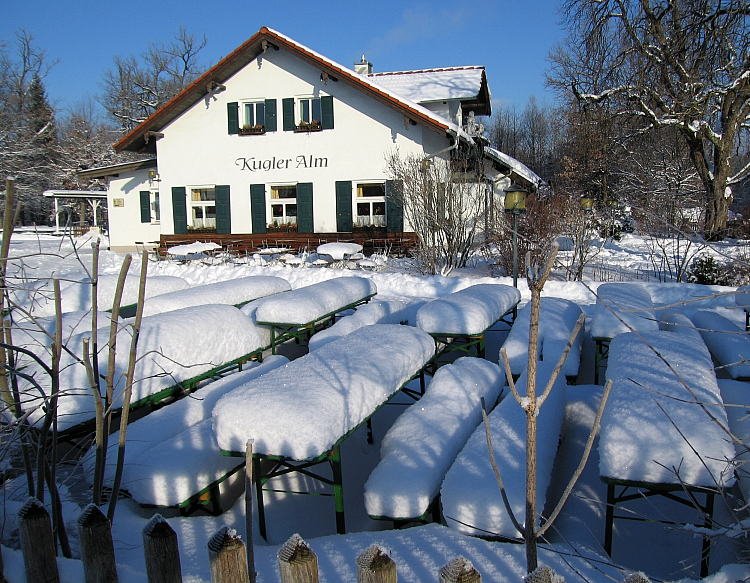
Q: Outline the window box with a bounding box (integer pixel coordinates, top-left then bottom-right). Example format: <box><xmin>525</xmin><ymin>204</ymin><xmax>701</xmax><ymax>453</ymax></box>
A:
<box><xmin>239</xmin><ymin>124</ymin><xmax>266</xmax><ymax>135</ymax></box>
<box><xmin>295</xmin><ymin>120</ymin><xmax>322</xmax><ymax>132</ymax></box>
<box><xmin>267</xmin><ymin>222</ymin><xmax>298</xmax><ymax>233</ymax></box>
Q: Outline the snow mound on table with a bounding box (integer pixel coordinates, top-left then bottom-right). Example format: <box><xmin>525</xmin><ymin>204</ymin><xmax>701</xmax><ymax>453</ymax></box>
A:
<box><xmin>32</xmin><ymin>274</ymin><xmax>188</xmax><ymax>316</ymax></box>
<box><xmin>213</xmin><ymin>324</ymin><xmax>435</xmax><ymax>459</ymax></box>
<box><xmin>364</xmin><ymin>357</ymin><xmax>503</xmax><ymax>519</ymax></box>
<box><xmin>601</xmin><ymin>330</ymin><xmax>735</xmax><ymax>487</ymax></box>
<box><xmin>316</xmin><ymin>242</ymin><xmax>362</xmax><ymax>260</ymax></box>
<box><xmin>309</xmin><ymin>299</ymin><xmax>426</xmax><ymax>351</ymax></box>
<box><xmin>718</xmin><ymin>379</ymin><xmax>750</xmax><ymax>503</ymax></box>
<box><xmin>691</xmin><ymin>310</ymin><xmax>750</xmax><ymax>380</ymax></box>
<box><xmin>590</xmin><ymin>282</ymin><xmax>658</xmax><ymax>339</ymax></box>
<box><xmin>16</xmin><ymin>305</ymin><xmax>270</xmax><ymax>432</ymax></box>
<box><xmin>441</xmin><ymin>361</ymin><xmax>567</xmax><ymax>537</ymax></box>
<box><xmin>81</xmin><ymin>355</ymin><xmax>288</xmax><ymax>487</ymax></box>
<box><xmin>416</xmin><ymin>283</ymin><xmax>520</xmax><ymax>335</ymax></box>
<box><xmin>255</xmin><ymin>276</ymin><xmax>376</xmax><ymax>325</ymax></box>
<box><xmin>501</xmin><ymin>297</ymin><xmax>583</xmax><ymax>378</ymax></box>
<box><xmin>141</xmin><ymin>275</ymin><xmax>290</xmax><ymax>316</ymax></box>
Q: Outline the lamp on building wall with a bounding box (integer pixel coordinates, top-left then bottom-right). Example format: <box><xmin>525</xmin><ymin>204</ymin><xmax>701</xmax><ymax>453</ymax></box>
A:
<box><xmin>504</xmin><ymin>183</ymin><xmax>528</xmax><ymax>290</ymax></box>
<box><xmin>148</xmin><ymin>169</ymin><xmax>160</xmax><ymax>183</ymax></box>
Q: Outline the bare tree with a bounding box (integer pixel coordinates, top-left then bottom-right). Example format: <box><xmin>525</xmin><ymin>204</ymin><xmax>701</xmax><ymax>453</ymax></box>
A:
<box><xmin>386</xmin><ymin>148</ymin><xmax>493</xmax><ymax>275</ymax></box>
<box><xmin>551</xmin><ymin>0</ymin><xmax>750</xmax><ymax>239</ymax></box>
<box><xmin>102</xmin><ymin>27</ymin><xmax>207</xmax><ymax>132</ymax></box>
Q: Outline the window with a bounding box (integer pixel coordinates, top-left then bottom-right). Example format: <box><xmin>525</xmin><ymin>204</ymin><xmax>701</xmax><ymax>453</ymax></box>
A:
<box><xmin>242</xmin><ymin>100</ymin><xmax>266</xmax><ymax>133</ymax></box>
<box><xmin>355</xmin><ymin>182</ymin><xmax>386</xmax><ymax>227</ymax></box>
<box><xmin>189</xmin><ymin>186</ymin><xmax>216</xmax><ymax>230</ymax></box>
<box><xmin>298</xmin><ymin>97</ymin><xmax>322</xmax><ymax>124</ymax></box>
<box><xmin>151</xmin><ymin>191</ymin><xmax>160</xmax><ymax>222</ymax></box>
<box><xmin>270</xmin><ymin>185</ymin><xmax>297</xmax><ymax>226</ymax></box>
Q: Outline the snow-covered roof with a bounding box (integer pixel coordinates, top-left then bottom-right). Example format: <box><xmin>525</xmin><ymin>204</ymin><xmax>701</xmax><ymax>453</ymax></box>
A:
<box><xmin>76</xmin><ymin>157</ymin><xmax>157</xmax><ymax>179</ymax></box>
<box><xmin>484</xmin><ymin>146</ymin><xmax>544</xmax><ymax>189</ymax></box>
<box><xmin>115</xmin><ymin>27</ymin><xmax>475</xmax><ymax>152</ymax></box>
<box><xmin>368</xmin><ymin>66</ymin><xmax>489</xmax><ymax>109</ymax></box>
<box><xmin>42</xmin><ymin>190</ymin><xmax>107</xmax><ymax>199</ymax></box>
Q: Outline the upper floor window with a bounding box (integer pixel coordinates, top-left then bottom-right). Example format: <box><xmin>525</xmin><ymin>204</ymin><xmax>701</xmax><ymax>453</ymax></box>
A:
<box><xmin>228</xmin><ymin>99</ymin><xmax>277</xmax><ymax>134</ymax></box>
<box><xmin>242</xmin><ymin>100</ymin><xmax>266</xmax><ymax>134</ymax></box>
<box><xmin>282</xmin><ymin>96</ymin><xmax>334</xmax><ymax>132</ymax></box>
<box><xmin>298</xmin><ymin>97</ymin><xmax>322</xmax><ymax>129</ymax></box>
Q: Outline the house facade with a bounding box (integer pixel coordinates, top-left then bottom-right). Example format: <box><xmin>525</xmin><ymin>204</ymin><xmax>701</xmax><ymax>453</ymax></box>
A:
<box><xmin>85</xmin><ymin>27</ymin><xmax>539</xmax><ymax>251</ymax></box>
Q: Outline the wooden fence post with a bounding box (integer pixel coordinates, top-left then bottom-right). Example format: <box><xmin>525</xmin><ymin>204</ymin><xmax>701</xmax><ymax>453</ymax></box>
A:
<box><xmin>278</xmin><ymin>534</ymin><xmax>318</xmax><ymax>583</ymax></box>
<box><xmin>18</xmin><ymin>497</ymin><xmax>59</xmax><ymax>583</ymax></box>
<box><xmin>78</xmin><ymin>504</ymin><xmax>118</xmax><ymax>582</ymax></box>
<box><xmin>524</xmin><ymin>565</ymin><xmax>563</xmax><ymax>583</ymax></box>
<box><xmin>623</xmin><ymin>574</ymin><xmax>651</xmax><ymax>583</ymax></box>
<box><xmin>356</xmin><ymin>545</ymin><xmax>396</xmax><ymax>583</ymax></box>
<box><xmin>143</xmin><ymin>514</ymin><xmax>182</xmax><ymax>583</ymax></box>
<box><xmin>208</xmin><ymin>527</ymin><xmax>249</xmax><ymax>583</ymax></box>
<box><xmin>439</xmin><ymin>557</ymin><xmax>481</xmax><ymax>582</ymax></box>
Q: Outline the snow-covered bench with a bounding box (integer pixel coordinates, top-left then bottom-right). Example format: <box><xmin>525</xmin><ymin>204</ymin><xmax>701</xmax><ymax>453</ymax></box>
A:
<box><xmin>736</xmin><ymin>285</ymin><xmax>750</xmax><ymax>330</ymax></box>
<box><xmin>717</xmin><ymin>379</ymin><xmax>750</xmax><ymax>504</ymax></box>
<box><xmin>601</xmin><ymin>330</ymin><xmax>735</xmax><ymax>574</ymax></box>
<box><xmin>364</xmin><ymin>357</ymin><xmax>504</xmax><ymax>523</ymax></box>
<box><xmin>691</xmin><ymin>310</ymin><xmax>750</xmax><ymax>380</ymax></box>
<box><xmin>140</xmin><ymin>275</ymin><xmax>290</xmax><ymax>317</ymax></box>
<box><xmin>500</xmin><ymin>297</ymin><xmax>584</xmax><ymax>382</ymax></box>
<box><xmin>415</xmin><ymin>284</ymin><xmax>521</xmax><ymax>359</ymax></box>
<box><xmin>590</xmin><ymin>282</ymin><xmax>658</xmax><ymax>383</ymax></box>
<box><xmin>308</xmin><ymin>299</ymin><xmax>426</xmax><ymax>351</ymax></box>
<box><xmin>254</xmin><ymin>276</ymin><xmax>377</xmax><ymax>353</ymax></box>
<box><xmin>440</xmin><ymin>360</ymin><xmax>567</xmax><ymax>538</ymax></box>
<box><xmin>82</xmin><ymin>356</ymin><xmax>288</xmax><ymax>513</ymax></box>
<box><xmin>213</xmin><ymin>323</ymin><xmax>435</xmax><ymax>536</ymax></box>
<box><xmin>16</xmin><ymin>304</ymin><xmax>274</xmax><ymax>436</ymax></box>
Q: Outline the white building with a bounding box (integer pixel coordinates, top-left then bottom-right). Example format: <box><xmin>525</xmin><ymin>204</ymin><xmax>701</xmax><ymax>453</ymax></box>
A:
<box><xmin>82</xmin><ymin>27</ymin><xmax>540</xmax><ymax>251</ymax></box>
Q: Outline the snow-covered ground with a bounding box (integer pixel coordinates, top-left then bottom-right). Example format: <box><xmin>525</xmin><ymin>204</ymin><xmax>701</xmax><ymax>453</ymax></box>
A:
<box><xmin>1</xmin><ymin>229</ymin><xmax>749</xmax><ymax>582</ymax></box>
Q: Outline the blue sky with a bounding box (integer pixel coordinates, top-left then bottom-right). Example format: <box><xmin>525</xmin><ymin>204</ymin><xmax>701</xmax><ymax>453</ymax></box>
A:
<box><xmin>4</xmin><ymin>0</ymin><xmax>566</xmax><ymax>120</ymax></box>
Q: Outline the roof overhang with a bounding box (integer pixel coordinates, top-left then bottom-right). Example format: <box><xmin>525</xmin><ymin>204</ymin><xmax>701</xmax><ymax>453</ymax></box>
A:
<box><xmin>43</xmin><ymin>190</ymin><xmax>108</xmax><ymax>199</ymax></box>
<box><xmin>77</xmin><ymin>158</ymin><xmax>157</xmax><ymax>180</ymax></box>
<box><xmin>114</xmin><ymin>27</ymin><xmax>454</xmax><ymax>153</ymax></box>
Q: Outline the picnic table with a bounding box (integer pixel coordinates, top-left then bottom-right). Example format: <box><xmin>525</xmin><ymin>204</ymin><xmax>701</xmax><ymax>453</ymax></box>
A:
<box><xmin>213</xmin><ymin>323</ymin><xmax>435</xmax><ymax>537</ymax></box>
<box><xmin>600</xmin><ymin>330</ymin><xmax>735</xmax><ymax>577</ymax></box>
<box><xmin>316</xmin><ymin>241</ymin><xmax>363</xmax><ymax>260</ymax></box>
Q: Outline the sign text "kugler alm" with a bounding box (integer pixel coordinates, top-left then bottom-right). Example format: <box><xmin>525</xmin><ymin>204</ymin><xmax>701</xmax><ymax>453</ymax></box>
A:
<box><xmin>235</xmin><ymin>155</ymin><xmax>329</xmax><ymax>172</ymax></box>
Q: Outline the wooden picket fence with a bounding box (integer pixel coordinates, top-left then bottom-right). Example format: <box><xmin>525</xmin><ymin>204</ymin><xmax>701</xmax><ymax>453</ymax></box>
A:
<box><xmin>6</xmin><ymin>496</ymin><xmax>657</xmax><ymax>583</ymax></box>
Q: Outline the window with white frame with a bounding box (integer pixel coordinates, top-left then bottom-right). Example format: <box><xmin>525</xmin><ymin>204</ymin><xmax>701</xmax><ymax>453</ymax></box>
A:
<box><xmin>297</xmin><ymin>96</ymin><xmax>322</xmax><ymax>129</ymax></box>
<box><xmin>355</xmin><ymin>182</ymin><xmax>386</xmax><ymax>227</ymax></box>
<box><xmin>189</xmin><ymin>186</ymin><xmax>216</xmax><ymax>230</ymax></box>
<box><xmin>151</xmin><ymin>191</ymin><xmax>160</xmax><ymax>222</ymax></box>
<box><xmin>243</xmin><ymin>100</ymin><xmax>266</xmax><ymax>130</ymax></box>
<box><xmin>270</xmin><ymin>184</ymin><xmax>297</xmax><ymax>226</ymax></box>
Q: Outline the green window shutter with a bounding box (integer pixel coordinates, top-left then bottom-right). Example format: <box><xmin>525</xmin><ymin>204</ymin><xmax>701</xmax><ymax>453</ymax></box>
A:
<box><xmin>227</xmin><ymin>102</ymin><xmax>239</xmax><ymax>134</ymax></box>
<box><xmin>385</xmin><ymin>180</ymin><xmax>404</xmax><ymax>232</ymax></box>
<box><xmin>321</xmin><ymin>96</ymin><xmax>334</xmax><ymax>130</ymax></box>
<box><xmin>296</xmin><ymin>182</ymin><xmax>314</xmax><ymax>233</ymax></box>
<box><xmin>139</xmin><ymin>191</ymin><xmax>151</xmax><ymax>223</ymax></box>
<box><xmin>264</xmin><ymin>99</ymin><xmax>277</xmax><ymax>132</ymax></box>
<box><xmin>171</xmin><ymin>187</ymin><xmax>187</xmax><ymax>234</ymax></box>
<box><xmin>215</xmin><ymin>185</ymin><xmax>231</xmax><ymax>234</ymax></box>
<box><xmin>335</xmin><ymin>181</ymin><xmax>352</xmax><ymax>232</ymax></box>
<box><xmin>282</xmin><ymin>98</ymin><xmax>295</xmax><ymax>131</ymax></box>
<box><xmin>250</xmin><ymin>184</ymin><xmax>267</xmax><ymax>234</ymax></box>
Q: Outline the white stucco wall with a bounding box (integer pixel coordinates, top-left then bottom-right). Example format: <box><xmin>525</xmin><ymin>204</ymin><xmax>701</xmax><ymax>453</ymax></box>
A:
<box><xmin>107</xmin><ymin>168</ymin><xmax>162</xmax><ymax>250</ymax></box>
<box><xmin>153</xmin><ymin>46</ymin><xmax>454</xmax><ymax>236</ymax></box>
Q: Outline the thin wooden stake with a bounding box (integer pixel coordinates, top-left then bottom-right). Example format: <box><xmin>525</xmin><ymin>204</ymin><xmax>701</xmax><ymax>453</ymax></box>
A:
<box><xmin>439</xmin><ymin>557</ymin><xmax>481</xmax><ymax>582</ymax></box>
<box><xmin>78</xmin><ymin>504</ymin><xmax>118</xmax><ymax>583</ymax></box>
<box><xmin>245</xmin><ymin>439</ymin><xmax>256</xmax><ymax>583</ymax></box>
<box><xmin>356</xmin><ymin>545</ymin><xmax>396</xmax><ymax>583</ymax></box>
<box><xmin>208</xmin><ymin>527</ymin><xmax>249</xmax><ymax>583</ymax></box>
<box><xmin>278</xmin><ymin>534</ymin><xmax>318</xmax><ymax>583</ymax></box>
<box><xmin>143</xmin><ymin>514</ymin><xmax>182</xmax><ymax>583</ymax></box>
<box><xmin>18</xmin><ymin>497</ymin><xmax>59</xmax><ymax>583</ymax></box>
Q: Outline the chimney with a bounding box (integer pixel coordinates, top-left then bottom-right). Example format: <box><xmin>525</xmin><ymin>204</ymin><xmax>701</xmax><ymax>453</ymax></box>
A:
<box><xmin>354</xmin><ymin>54</ymin><xmax>373</xmax><ymax>75</ymax></box>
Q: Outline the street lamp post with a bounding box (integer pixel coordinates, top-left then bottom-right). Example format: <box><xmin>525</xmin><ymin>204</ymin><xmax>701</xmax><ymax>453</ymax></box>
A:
<box><xmin>504</xmin><ymin>184</ymin><xmax>528</xmax><ymax>290</ymax></box>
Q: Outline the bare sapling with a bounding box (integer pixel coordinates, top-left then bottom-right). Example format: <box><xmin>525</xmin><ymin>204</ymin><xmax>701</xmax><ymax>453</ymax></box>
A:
<box><xmin>107</xmin><ymin>251</ymin><xmax>148</xmax><ymax>522</ymax></box>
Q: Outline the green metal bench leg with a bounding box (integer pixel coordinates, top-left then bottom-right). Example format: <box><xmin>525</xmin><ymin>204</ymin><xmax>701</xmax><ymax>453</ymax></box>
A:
<box><xmin>366</xmin><ymin>418</ymin><xmax>373</xmax><ymax>444</ymax></box>
<box><xmin>330</xmin><ymin>445</ymin><xmax>345</xmax><ymax>534</ymax></box>
<box><xmin>604</xmin><ymin>482</ymin><xmax>615</xmax><ymax>557</ymax></box>
<box><xmin>270</xmin><ymin>328</ymin><xmax>277</xmax><ymax>355</ymax></box>
<box><xmin>253</xmin><ymin>456</ymin><xmax>267</xmax><ymax>540</ymax></box>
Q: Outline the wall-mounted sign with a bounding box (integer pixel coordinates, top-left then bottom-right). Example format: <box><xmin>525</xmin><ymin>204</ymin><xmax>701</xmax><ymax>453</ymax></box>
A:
<box><xmin>235</xmin><ymin>154</ymin><xmax>329</xmax><ymax>172</ymax></box>
<box><xmin>112</xmin><ymin>198</ymin><xmax>124</xmax><ymax>207</ymax></box>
